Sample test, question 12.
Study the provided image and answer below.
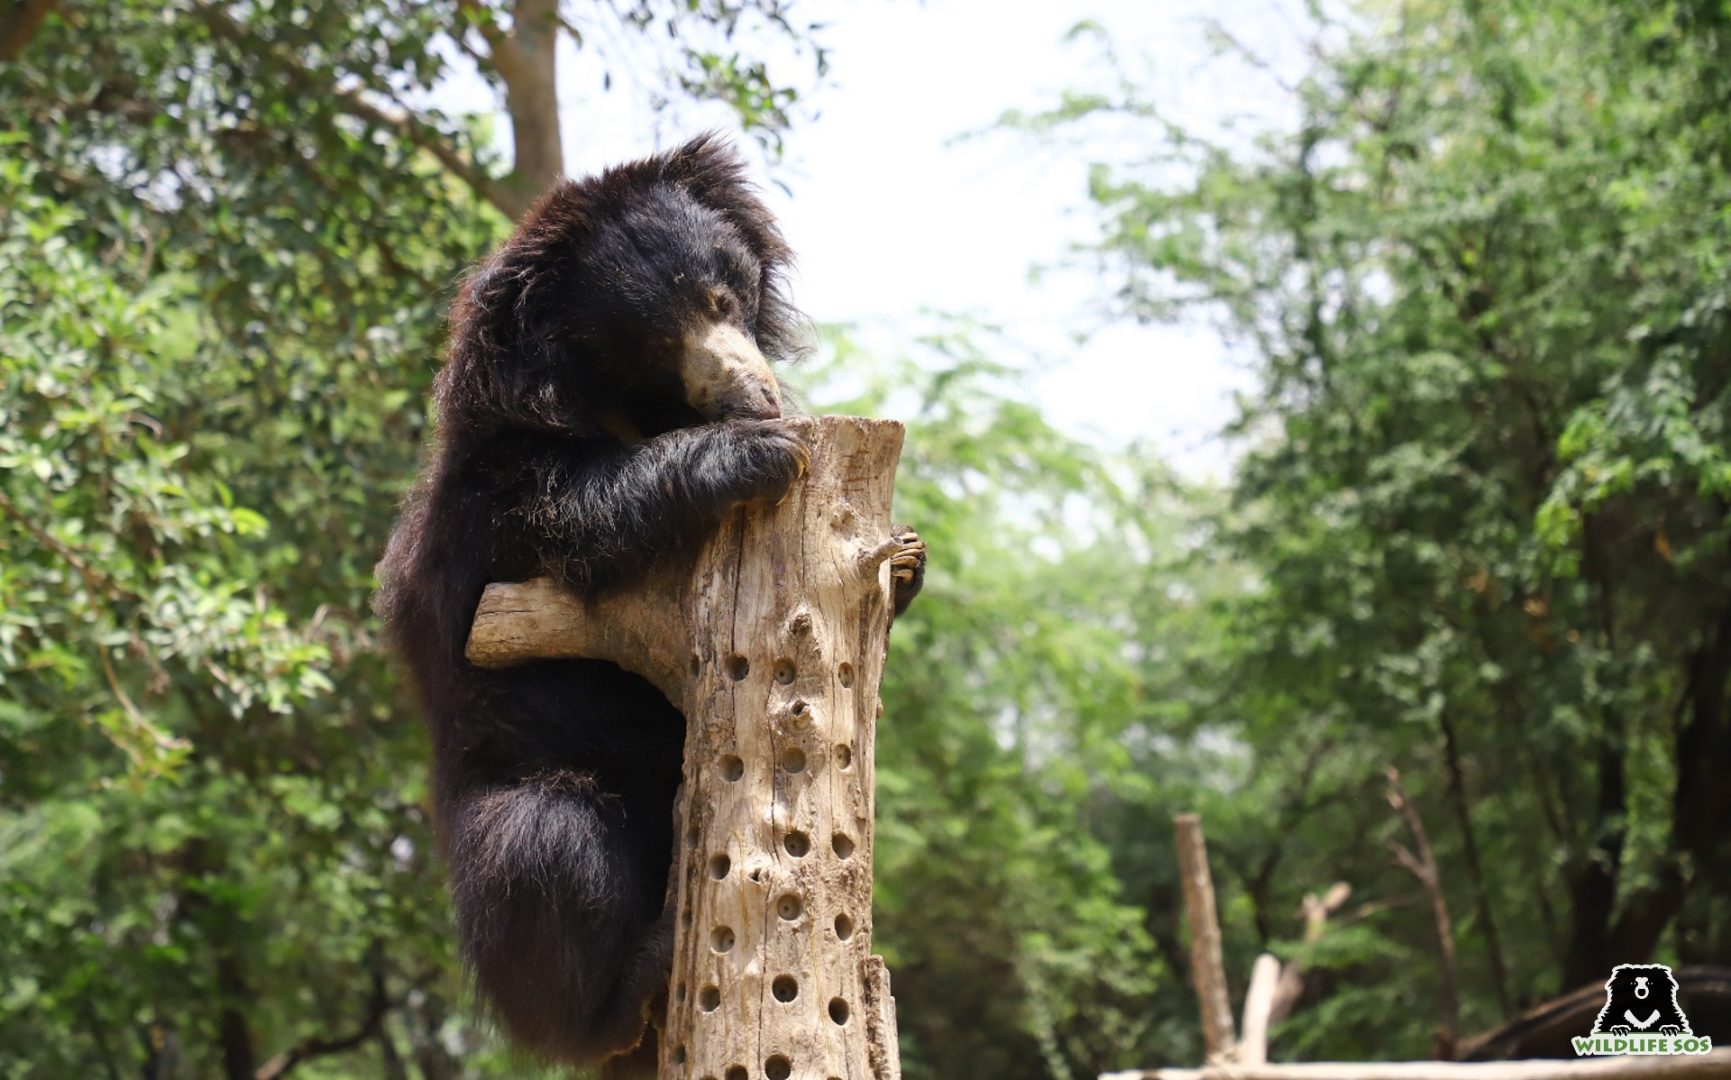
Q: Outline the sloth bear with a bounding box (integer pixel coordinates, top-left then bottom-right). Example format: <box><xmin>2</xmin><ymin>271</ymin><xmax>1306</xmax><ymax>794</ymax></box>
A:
<box><xmin>375</xmin><ymin>136</ymin><xmax>923</xmax><ymax>1069</ymax></box>
<box><xmin>1592</xmin><ymin>964</ymin><xmax>1692</xmax><ymax>1036</ymax></box>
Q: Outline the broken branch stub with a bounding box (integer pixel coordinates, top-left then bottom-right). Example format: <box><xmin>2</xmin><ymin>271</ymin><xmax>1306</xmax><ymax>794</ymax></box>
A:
<box><xmin>466</xmin><ymin>415</ymin><xmax>906</xmax><ymax>1080</ymax></box>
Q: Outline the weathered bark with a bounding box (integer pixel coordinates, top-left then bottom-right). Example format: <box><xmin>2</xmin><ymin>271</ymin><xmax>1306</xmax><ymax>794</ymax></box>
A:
<box><xmin>468</xmin><ymin>416</ymin><xmax>906</xmax><ymax>1080</ymax></box>
<box><xmin>1174</xmin><ymin>814</ymin><xmax>1237</xmax><ymax>1064</ymax></box>
<box><xmin>1102</xmin><ymin>1049</ymin><xmax>1731</xmax><ymax>1080</ymax></box>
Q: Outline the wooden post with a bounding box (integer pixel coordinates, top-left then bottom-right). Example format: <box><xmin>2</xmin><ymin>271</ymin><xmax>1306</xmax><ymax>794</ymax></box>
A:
<box><xmin>467</xmin><ymin>416</ymin><xmax>907</xmax><ymax>1080</ymax></box>
<box><xmin>1174</xmin><ymin>813</ymin><xmax>1237</xmax><ymax>1064</ymax></box>
<box><xmin>1240</xmin><ymin>953</ymin><xmax>1282</xmax><ymax>1066</ymax></box>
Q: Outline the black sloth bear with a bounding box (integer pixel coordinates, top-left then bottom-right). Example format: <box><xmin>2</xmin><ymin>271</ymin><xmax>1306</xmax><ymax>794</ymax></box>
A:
<box><xmin>375</xmin><ymin>135</ymin><xmax>923</xmax><ymax>1069</ymax></box>
<box><xmin>1592</xmin><ymin>964</ymin><xmax>1692</xmax><ymax>1036</ymax></box>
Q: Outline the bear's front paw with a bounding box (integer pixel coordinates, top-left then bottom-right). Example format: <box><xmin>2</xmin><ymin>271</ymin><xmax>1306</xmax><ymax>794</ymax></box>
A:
<box><xmin>1660</xmin><ymin>1026</ymin><xmax>1682</xmax><ymax>1036</ymax></box>
<box><xmin>720</xmin><ymin>418</ymin><xmax>810</xmax><ymax>506</ymax></box>
<box><xmin>889</xmin><ymin>525</ymin><xmax>926</xmax><ymax>617</ymax></box>
<box><xmin>1609</xmin><ymin>1026</ymin><xmax>1632</xmax><ymax>1036</ymax></box>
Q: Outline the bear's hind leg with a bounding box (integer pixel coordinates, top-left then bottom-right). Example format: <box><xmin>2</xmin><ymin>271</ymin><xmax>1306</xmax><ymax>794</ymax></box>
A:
<box><xmin>447</xmin><ymin>771</ymin><xmax>668</xmax><ymax>1065</ymax></box>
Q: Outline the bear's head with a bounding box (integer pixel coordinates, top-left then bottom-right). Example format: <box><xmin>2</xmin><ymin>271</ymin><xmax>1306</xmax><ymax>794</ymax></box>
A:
<box><xmin>1592</xmin><ymin>963</ymin><xmax>1690</xmax><ymax>1035</ymax></box>
<box><xmin>443</xmin><ymin>134</ymin><xmax>805</xmax><ymax>438</ymax></box>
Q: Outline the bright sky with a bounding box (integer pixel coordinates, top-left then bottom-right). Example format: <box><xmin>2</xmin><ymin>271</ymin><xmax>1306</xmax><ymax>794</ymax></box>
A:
<box><xmin>436</xmin><ymin>0</ymin><xmax>1309</xmax><ymax>477</ymax></box>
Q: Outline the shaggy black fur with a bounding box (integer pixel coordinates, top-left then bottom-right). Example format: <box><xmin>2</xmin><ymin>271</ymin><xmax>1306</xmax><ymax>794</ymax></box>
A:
<box><xmin>375</xmin><ymin>136</ymin><xmax>921</xmax><ymax>1069</ymax></box>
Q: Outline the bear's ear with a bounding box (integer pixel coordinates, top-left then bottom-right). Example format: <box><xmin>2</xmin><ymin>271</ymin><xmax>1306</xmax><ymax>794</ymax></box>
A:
<box><xmin>658</xmin><ymin>135</ymin><xmax>789</xmax><ymax>260</ymax></box>
<box><xmin>659</xmin><ymin>134</ymin><xmax>807</xmax><ymax>363</ymax></box>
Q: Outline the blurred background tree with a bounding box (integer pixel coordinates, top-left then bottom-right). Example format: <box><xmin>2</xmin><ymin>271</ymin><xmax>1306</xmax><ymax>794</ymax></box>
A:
<box><xmin>3</xmin><ymin>0</ymin><xmax>1730</xmax><ymax>1077</ymax></box>
<box><xmin>1047</xmin><ymin>0</ymin><xmax>1731</xmax><ymax>1062</ymax></box>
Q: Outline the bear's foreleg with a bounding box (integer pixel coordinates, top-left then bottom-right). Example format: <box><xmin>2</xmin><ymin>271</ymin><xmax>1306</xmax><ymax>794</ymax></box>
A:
<box><xmin>519</xmin><ymin>420</ymin><xmax>809</xmax><ymax>593</ymax></box>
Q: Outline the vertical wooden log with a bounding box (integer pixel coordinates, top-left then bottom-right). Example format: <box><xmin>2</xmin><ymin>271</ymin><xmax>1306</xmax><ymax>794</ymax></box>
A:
<box><xmin>466</xmin><ymin>416</ymin><xmax>907</xmax><ymax>1080</ymax></box>
<box><xmin>1174</xmin><ymin>813</ymin><xmax>1237</xmax><ymax>1064</ymax></box>
<box><xmin>660</xmin><ymin>416</ymin><xmax>903</xmax><ymax>1080</ymax></box>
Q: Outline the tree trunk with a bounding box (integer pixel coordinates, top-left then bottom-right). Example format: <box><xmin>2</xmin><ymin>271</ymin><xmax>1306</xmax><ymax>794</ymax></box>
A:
<box><xmin>1173</xmin><ymin>814</ymin><xmax>1237</xmax><ymax>1064</ymax></box>
<box><xmin>490</xmin><ymin>0</ymin><xmax>563</xmax><ymax>217</ymax></box>
<box><xmin>468</xmin><ymin>416</ymin><xmax>907</xmax><ymax>1080</ymax></box>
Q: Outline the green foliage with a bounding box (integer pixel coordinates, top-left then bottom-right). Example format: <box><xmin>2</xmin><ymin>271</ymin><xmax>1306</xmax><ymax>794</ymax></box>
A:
<box><xmin>10</xmin><ymin>0</ymin><xmax>1731</xmax><ymax>1075</ymax></box>
<box><xmin>0</xmin><ymin>141</ymin><xmax>473</xmax><ymax>1080</ymax></box>
<box><xmin>1045</xmin><ymin>0</ymin><xmax>1731</xmax><ymax>1060</ymax></box>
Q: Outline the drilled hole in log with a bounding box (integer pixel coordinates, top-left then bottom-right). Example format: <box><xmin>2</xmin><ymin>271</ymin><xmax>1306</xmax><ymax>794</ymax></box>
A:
<box><xmin>832</xmin><ymin>833</ymin><xmax>854</xmax><ymax>859</ymax></box>
<box><xmin>725</xmin><ymin>1068</ymin><xmax>746</xmax><ymax>1080</ymax></box>
<box><xmin>829</xmin><ymin>997</ymin><xmax>849</xmax><ymax>1025</ymax></box>
<box><xmin>835</xmin><ymin>744</ymin><xmax>852</xmax><ymax>769</ymax></box>
<box><xmin>790</xmin><ymin>700</ymin><xmax>808</xmax><ymax>716</ymax></box>
<box><xmin>838</xmin><ymin>661</ymin><xmax>854</xmax><ymax>687</ymax></box>
<box><xmin>674</xmin><ymin>1045</ymin><xmax>687</xmax><ymax>1066</ymax></box>
<box><xmin>776</xmin><ymin>893</ymin><xmax>803</xmax><ymax>921</ymax></box>
<box><xmin>765</xmin><ymin>1055</ymin><xmax>792</xmax><ymax>1080</ymax></box>
<box><xmin>726</xmin><ymin>655</ymin><xmax>749</xmax><ymax>680</ymax></box>
<box><xmin>783</xmin><ymin>830</ymin><xmax>810</xmax><ymax>857</ymax></box>
<box><xmin>710</xmin><ymin>926</ymin><xmax>735</xmax><ymax>953</ymax></box>
<box><xmin>700</xmin><ymin>985</ymin><xmax>721</xmax><ymax>1012</ymax></box>
<box><xmin>719</xmin><ymin>755</ymin><xmax>744</xmax><ymax>781</ymax></box>
<box><xmin>773</xmin><ymin>658</ymin><xmax>796</xmax><ymax>684</ymax></box>
<box><xmin>710</xmin><ymin>853</ymin><xmax>730</xmax><ymax>879</ymax></box>
<box><xmin>780</xmin><ymin>746</ymin><xmax>807</xmax><ymax>773</ymax></box>
<box><xmin>771</xmin><ymin>975</ymin><xmax>798</xmax><ymax>1002</ymax></box>
<box><xmin>834</xmin><ymin>912</ymin><xmax>853</xmax><ymax>940</ymax></box>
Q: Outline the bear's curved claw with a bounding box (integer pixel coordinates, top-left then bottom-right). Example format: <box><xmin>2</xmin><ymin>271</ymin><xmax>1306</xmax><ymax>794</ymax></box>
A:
<box><xmin>888</xmin><ymin>526</ymin><xmax>926</xmax><ymax>618</ymax></box>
